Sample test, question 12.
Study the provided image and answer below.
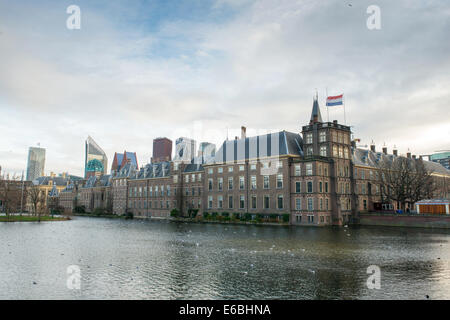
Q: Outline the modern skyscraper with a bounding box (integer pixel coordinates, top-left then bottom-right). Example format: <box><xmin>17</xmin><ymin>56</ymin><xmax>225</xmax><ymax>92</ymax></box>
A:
<box><xmin>26</xmin><ymin>146</ymin><xmax>46</xmax><ymax>181</ymax></box>
<box><xmin>85</xmin><ymin>136</ymin><xmax>108</xmax><ymax>178</ymax></box>
<box><xmin>152</xmin><ymin>138</ymin><xmax>172</xmax><ymax>163</ymax></box>
<box><xmin>173</xmin><ymin>137</ymin><xmax>196</xmax><ymax>163</ymax></box>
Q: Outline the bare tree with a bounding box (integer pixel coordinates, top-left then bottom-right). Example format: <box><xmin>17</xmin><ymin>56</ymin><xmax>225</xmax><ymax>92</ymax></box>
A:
<box><xmin>378</xmin><ymin>157</ymin><xmax>436</xmax><ymax>211</ymax></box>
<box><xmin>28</xmin><ymin>186</ymin><xmax>44</xmax><ymax>220</ymax></box>
<box><xmin>0</xmin><ymin>175</ymin><xmax>23</xmax><ymax>220</ymax></box>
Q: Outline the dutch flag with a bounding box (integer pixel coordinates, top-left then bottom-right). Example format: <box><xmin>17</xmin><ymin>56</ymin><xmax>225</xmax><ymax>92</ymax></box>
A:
<box><xmin>326</xmin><ymin>94</ymin><xmax>344</xmax><ymax>106</ymax></box>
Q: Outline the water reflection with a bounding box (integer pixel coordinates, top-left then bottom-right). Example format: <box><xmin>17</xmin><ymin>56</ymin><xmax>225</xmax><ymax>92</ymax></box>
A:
<box><xmin>0</xmin><ymin>218</ymin><xmax>449</xmax><ymax>299</ymax></box>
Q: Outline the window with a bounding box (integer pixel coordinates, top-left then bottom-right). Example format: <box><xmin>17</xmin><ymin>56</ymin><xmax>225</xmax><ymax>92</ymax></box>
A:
<box><xmin>228</xmin><ymin>195</ymin><xmax>233</xmax><ymax>209</ymax></box>
<box><xmin>185</xmin><ymin>175</ymin><xmax>189</xmax><ymax>183</ymax></box>
<box><xmin>191</xmin><ymin>187</ymin><xmax>195</xmax><ymax>196</ymax></box>
<box><xmin>251</xmin><ymin>195</ymin><xmax>257</xmax><ymax>209</ymax></box>
<box><xmin>306</xmin><ymin>133</ymin><xmax>313</xmax><ymax>144</ymax></box>
<box><xmin>228</xmin><ymin>177</ymin><xmax>233</xmax><ymax>190</ymax></box>
<box><xmin>167</xmin><ymin>186</ymin><xmax>170</xmax><ymax>196</ymax></box>
<box><xmin>251</xmin><ymin>176</ymin><xmax>256</xmax><ymax>189</ymax></box>
<box><xmin>319</xmin><ymin>131</ymin><xmax>326</xmax><ymax>142</ymax></box>
<box><xmin>276</xmin><ymin>161</ymin><xmax>283</xmax><ymax>168</ymax></box>
<box><xmin>325</xmin><ymin>182</ymin><xmax>328</xmax><ymax>193</ymax></box>
<box><xmin>363</xmin><ymin>199</ymin><xmax>367</xmax><ymax>210</ymax></box>
<box><xmin>250</xmin><ymin>163</ymin><xmax>257</xmax><ymax>170</ymax></box>
<box><xmin>306</xmin><ymin>163</ymin><xmax>313</xmax><ymax>176</ymax></box>
<box><xmin>208</xmin><ymin>196</ymin><xmax>213</xmax><ymax>209</ymax></box>
<box><xmin>218</xmin><ymin>177</ymin><xmax>223</xmax><ymax>191</ymax></box>
<box><xmin>208</xmin><ymin>168</ymin><xmax>213</xmax><ymax>174</ymax></box>
<box><xmin>239</xmin><ymin>176</ymin><xmax>245</xmax><ymax>190</ymax></box>
<box><xmin>295</xmin><ymin>164</ymin><xmax>301</xmax><ymax>176</ymax></box>
<box><xmin>263</xmin><ymin>176</ymin><xmax>269</xmax><ymax>189</ymax></box>
<box><xmin>218</xmin><ymin>196</ymin><xmax>223</xmax><ymax>209</ymax></box>
<box><xmin>333</xmin><ymin>145</ymin><xmax>338</xmax><ymax>157</ymax></box>
<box><xmin>295</xmin><ymin>181</ymin><xmax>301</xmax><ymax>193</ymax></box>
<box><xmin>296</xmin><ymin>198</ymin><xmax>301</xmax><ymax>210</ymax></box>
<box><xmin>198</xmin><ymin>173</ymin><xmax>202</xmax><ymax>181</ymax></box>
<box><xmin>149</xmin><ymin>186</ymin><xmax>153</xmax><ymax>196</ymax></box>
<box><xmin>344</xmin><ymin>147</ymin><xmax>349</xmax><ymax>159</ymax></box>
<box><xmin>361</xmin><ymin>183</ymin><xmax>366</xmax><ymax>195</ymax></box>
<box><xmin>191</xmin><ymin>174</ymin><xmax>196</xmax><ymax>183</ymax></box>
<box><xmin>277</xmin><ymin>174</ymin><xmax>283</xmax><ymax>188</ymax></box>
<box><xmin>208</xmin><ymin>178</ymin><xmax>213</xmax><ymax>191</ymax></box>
<box><xmin>320</xmin><ymin>198</ymin><xmax>323</xmax><ymax>210</ymax></box>
<box><xmin>319</xmin><ymin>181</ymin><xmax>323</xmax><ymax>193</ymax></box>
<box><xmin>228</xmin><ymin>166</ymin><xmax>234</xmax><ymax>172</ymax></box>
<box><xmin>185</xmin><ymin>188</ymin><xmax>189</xmax><ymax>196</ymax></box>
<box><xmin>239</xmin><ymin>165</ymin><xmax>245</xmax><ymax>171</ymax></box>
<box><xmin>296</xmin><ymin>215</ymin><xmax>302</xmax><ymax>222</ymax></box>
<box><xmin>306</xmin><ymin>146</ymin><xmax>313</xmax><ymax>156</ymax></box>
<box><xmin>324</xmin><ymin>166</ymin><xmax>328</xmax><ymax>176</ymax></box>
<box><xmin>240</xmin><ymin>195</ymin><xmax>245</xmax><ymax>209</ymax></box>
<box><xmin>307</xmin><ymin>181</ymin><xmax>313</xmax><ymax>193</ymax></box>
<box><xmin>161</xmin><ymin>185</ymin><xmax>164</xmax><ymax>196</ymax></box>
<box><xmin>326</xmin><ymin>198</ymin><xmax>329</xmax><ymax>210</ymax></box>
<box><xmin>218</xmin><ymin>167</ymin><xmax>223</xmax><ymax>174</ymax></box>
<box><xmin>361</xmin><ymin>170</ymin><xmax>365</xmax><ymax>179</ymax></box>
<box><xmin>264</xmin><ymin>195</ymin><xmax>270</xmax><ymax>209</ymax></box>
<box><xmin>320</xmin><ymin>145</ymin><xmax>327</xmax><ymax>157</ymax></box>
<box><xmin>174</xmin><ymin>163</ymin><xmax>179</xmax><ymax>171</ymax></box>
<box><xmin>277</xmin><ymin>195</ymin><xmax>284</xmax><ymax>209</ymax></box>
<box><xmin>339</xmin><ymin>146</ymin><xmax>343</xmax><ymax>158</ymax></box>
<box><xmin>307</xmin><ymin>198</ymin><xmax>313</xmax><ymax>211</ymax></box>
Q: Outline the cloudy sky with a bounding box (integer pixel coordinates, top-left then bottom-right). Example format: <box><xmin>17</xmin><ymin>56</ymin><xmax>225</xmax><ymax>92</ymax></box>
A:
<box><xmin>0</xmin><ymin>0</ymin><xmax>449</xmax><ymax>177</ymax></box>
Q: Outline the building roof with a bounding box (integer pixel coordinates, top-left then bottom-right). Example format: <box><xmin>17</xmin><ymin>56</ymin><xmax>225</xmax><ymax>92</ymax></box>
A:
<box><xmin>213</xmin><ymin>131</ymin><xmax>303</xmax><ymax>164</ymax></box>
<box><xmin>134</xmin><ymin>162</ymin><xmax>171</xmax><ymax>180</ymax></box>
<box><xmin>310</xmin><ymin>96</ymin><xmax>323</xmax><ymax>123</ymax></box>
<box><xmin>352</xmin><ymin>147</ymin><xmax>450</xmax><ymax>175</ymax></box>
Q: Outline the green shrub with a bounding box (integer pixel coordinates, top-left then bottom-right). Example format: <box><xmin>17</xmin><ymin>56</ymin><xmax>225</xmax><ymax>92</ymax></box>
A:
<box><xmin>244</xmin><ymin>213</ymin><xmax>252</xmax><ymax>221</ymax></box>
<box><xmin>93</xmin><ymin>208</ymin><xmax>106</xmax><ymax>216</ymax></box>
<box><xmin>211</xmin><ymin>212</ymin><xmax>218</xmax><ymax>219</ymax></box>
<box><xmin>221</xmin><ymin>212</ymin><xmax>229</xmax><ymax>218</ymax></box>
<box><xmin>190</xmin><ymin>209</ymin><xmax>199</xmax><ymax>218</ymax></box>
<box><xmin>170</xmin><ymin>208</ymin><xmax>180</xmax><ymax>218</ymax></box>
<box><xmin>232</xmin><ymin>212</ymin><xmax>240</xmax><ymax>220</ymax></box>
<box><xmin>125</xmin><ymin>211</ymin><xmax>134</xmax><ymax>219</ymax></box>
<box><xmin>203</xmin><ymin>212</ymin><xmax>209</xmax><ymax>219</ymax></box>
<box><xmin>282</xmin><ymin>214</ymin><xmax>290</xmax><ymax>223</ymax></box>
<box><xmin>73</xmin><ymin>205</ymin><xmax>86</xmax><ymax>214</ymax></box>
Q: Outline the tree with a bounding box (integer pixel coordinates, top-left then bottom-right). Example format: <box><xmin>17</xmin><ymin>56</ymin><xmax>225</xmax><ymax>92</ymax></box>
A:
<box><xmin>0</xmin><ymin>175</ymin><xmax>24</xmax><ymax>220</ymax></box>
<box><xmin>28</xmin><ymin>186</ymin><xmax>44</xmax><ymax>220</ymax></box>
<box><xmin>378</xmin><ymin>157</ymin><xmax>436</xmax><ymax>211</ymax></box>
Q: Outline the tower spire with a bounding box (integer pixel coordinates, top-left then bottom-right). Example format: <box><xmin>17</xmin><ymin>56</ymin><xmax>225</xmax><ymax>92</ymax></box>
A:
<box><xmin>310</xmin><ymin>92</ymin><xmax>323</xmax><ymax>124</ymax></box>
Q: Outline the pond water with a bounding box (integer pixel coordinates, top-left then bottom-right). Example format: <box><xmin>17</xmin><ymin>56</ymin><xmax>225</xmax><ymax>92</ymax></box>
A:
<box><xmin>0</xmin><ymin>217</ymin><xmax>449</xmax><ymax>299</ymax></box>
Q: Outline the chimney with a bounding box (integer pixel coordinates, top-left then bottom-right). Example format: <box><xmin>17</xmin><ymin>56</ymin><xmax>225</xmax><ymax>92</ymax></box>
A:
<box><xmin>393</xmin><ymin>146</ymin><xmax>398</xmax><ymax>157</ymax></box>
<box><xmin>407</xmin><ymin>152</ymin><xmax>411</xmax><ymax>159</ymax></box>
<box><xmin>241</xmin><ymin>126</ymin><xmax>246</xmax><ymax>139</ymax></box>
<box><xmin>382</xmin><ymin>147</ymin><xmax>387</xmax><ymax>155</ymax></box>
<box><xmin>370</xmin><ymin>141</ymin><xmax>376</xmax><ymax>152</ymax></box>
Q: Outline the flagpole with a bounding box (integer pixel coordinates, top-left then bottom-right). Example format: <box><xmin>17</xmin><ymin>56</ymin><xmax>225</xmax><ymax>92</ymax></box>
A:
<box><xmin>343</xmin><ymin>92</ymin><xmax>347</xmax><ymax>125</ymax></box>
<box><xmin>326</xmin><ymin>87</ymin><xmax>329</xmax><ymax>122</ymax></box>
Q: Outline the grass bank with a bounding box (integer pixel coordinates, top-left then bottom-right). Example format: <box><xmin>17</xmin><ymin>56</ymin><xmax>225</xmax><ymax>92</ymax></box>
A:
<box><xmin>0</xmin><ymin>215</ymin><xmax>71</xmax><ymax>222</ymax></box>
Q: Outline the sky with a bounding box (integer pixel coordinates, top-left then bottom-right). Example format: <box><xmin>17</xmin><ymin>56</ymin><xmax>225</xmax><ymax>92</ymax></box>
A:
<box><xmin>0</xmin><ymin>0</ymin><xmax>449</xmax><ymax>177</ymax></box>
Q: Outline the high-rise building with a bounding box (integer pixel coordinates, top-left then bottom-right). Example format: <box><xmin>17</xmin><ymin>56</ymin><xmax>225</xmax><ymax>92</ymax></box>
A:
<box><xmin>430</xmin><ymin>152</ymin><xmax>450</xmax><ymax>170</ymax></box>
<box><xmin>173</xmin><ymin>137</ymin><xmax>196</xmax><ymax>163</ymax></box>
<box><xmin>152</xmin><ymin>138</ymin><xmax>172</xmax><ymax>163</ymax></box>
<box><xmin>85</xmin><ymin>136</ymin><xmax>108</xmax><ymax>178</ymax></box>
<box><xmin>196</xmin><ymin>142</ymin><xmax>216</xmax><ymax>164</ymax></box>
<box><xmin>26</xmin><ymin>146</ymin><xmax>46</xmax><ymax>181</ymax></box>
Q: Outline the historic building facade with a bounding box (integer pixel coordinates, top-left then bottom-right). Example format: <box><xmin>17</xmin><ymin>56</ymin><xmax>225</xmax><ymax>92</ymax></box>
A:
<box><xmin>55</xmin><ymin>97</ymin><xmax>450</xmax><ymax>226</ymax></box>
